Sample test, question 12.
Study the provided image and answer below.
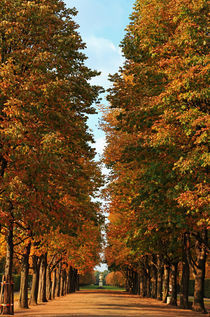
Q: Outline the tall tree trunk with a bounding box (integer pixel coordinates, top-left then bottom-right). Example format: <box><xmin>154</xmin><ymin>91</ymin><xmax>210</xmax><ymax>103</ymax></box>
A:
<box><xmin>144</xmin><ymin>256</ymin><xmax>151</xmax><ymax>298</ymax></box>
<box><xmin>2</xmin><ymin>222</ymin><xmax>14</xmax><ymax>315</ymax></box>
<box><xmin>64</xmin><ymin>270</ymin><xmax>67</xmax><ymax>295</ymax></box>
<box><xmin>52</xmin><ymin>269</ymin><xmax>56</xmax><ymax>299</ymax></box>
<box><xmin>132</xmin><ymin>270</ymin><xmax>138</xmax><ymax>295</ymax></box>
<box><xmin>151</xmin><ymin>262</ymin><xmax>157</xmax><ymax>299</ymax></box>
<box><xmin>56</xmin><ymin>262</ymin><xmax>61</xmax><ymax>297</ymax></box>
<box><xmin>76</xmin><ymin>270</ymin><xmax>79</xmax><ymax>291</ymax></box>
<box><xmin>192</xmin><ymin>230</ymin><xmax>208</xmax><ymax>313</ymax></box>
<box><xmin>126</xmin><ymin>268</ymin><xmax>132</xmax><ymax>294</ymax></box>
<box><xmin>60</xmin><ymin>269</ymin><xmax>64</xmax><ymax>296</ymax></box>
<box><xmin>69</xmin><ymin>266</ymin><xmax>74</xmax><ymax>293</ymax></box>
<box><xmin>140</xmin><ymin>266</ymin><xmax>147</xmax><ymax>297</ymax></box>
<box><xmin>169</xmin><ymin>262</ymin><xmax>178</xmax><ymax>306</ymax></box>
<box><xmin>180</xmin><ymin>234</ymin><xmax>190</xmax><ymax>309</ymax></box>
<box><xmin>162</xmin><ymin>264</ymin><xmax>170</xmax><ymax>303</ymax></box>
<box><xmin>157</xmin><ymin>256</ymin><xmax>163</xmax><ymax>300</ymax></box>
<box><xmin>46</xmin><ymin>265</ymin><xmax>52</xmax><ymax>300</ymax></box>
<box><xmin>66</xmin><ymin>268</ymin><xmax>70</xmax><ymax>294</ymax></box>
<box><xmin>146</xmin><ymin>267</ymin><xmax>151</xmax><ymax>297</ymax></box>
<box><xmin>137</xmin><ymin>272</ymin><xmax>140</xmax><ymax>295</ymax></box>
<box><xmin>38</xmin><ymin>253</ymin><xmax>48</xmax><ymax>303</ymax></box>
<box><xmin>19</xmin><ymin>242</ymin><xmax>31</xmax><ymax>308</ymax></box>
<box><xmin>30</xmin><ymin>255</ymin><xmax>40</xmax><ymax>305</ymax></box>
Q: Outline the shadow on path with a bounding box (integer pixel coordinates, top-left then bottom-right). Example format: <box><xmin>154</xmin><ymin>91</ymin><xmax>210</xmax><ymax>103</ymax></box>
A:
<box><xmin>14</xmin><ymin>290</ymin><xmax>210</xmax><ymax>317</ymax></box>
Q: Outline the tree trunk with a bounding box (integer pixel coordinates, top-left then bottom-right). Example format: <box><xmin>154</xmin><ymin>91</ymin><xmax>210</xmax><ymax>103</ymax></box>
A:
<box><xmin>64</xmin><ymin>269</ymin><xmax>68</xmax><ymax>294</ymax></box>
<box><xmin>137</xmin><ymin>272</ymin><xmax>140</xmax><ymax>295</ymax></box>
<box><xmin>66</xmin><ymin>268</ymin><xmax>70</xmax><ymax>294</ymax></box>
<box><xmin>169</xmin><ymin>262</ymin><xmax>178</xmax><ymax>306</ymax></box>
<box><xmin>69</xmin><ymin>266</ymin><xmax>74</xmax><ymax>293</ymax></box>
<box><xmin>2</xmin><ymin>223</ymin><xmax>14</xmax><ymax>315</ymax></box>
<box><xmin>38</xmin><ymin>253</ymin><xmax>48</xmax><ymax>303</ymax></box>
<box><xmin>75</xmin><ymin>269</ymin><xmax>79</xmax><ymax>292</ymax></box>
<box><xmin>60</xmin><ymin>269</ymin><xmax>64</xmax><ymax>296</ymax></box>
<box><xmin>76</xmin><ymin>271</ymin><xmax>80</xmax><ymax>291</ymax></box>
<box><xmin>46</xmin><ymin>265</ymin><xmax>52</xmax><ymax>300</ymax></box>
<box><xmin>157</xmin><ymin>256</ymin><xmax>163</xmax><ymax>300</ymax></box>
<box><xmin>141</xmin><ymin>267</ymin><xmax>147</xmax><ymax>297</ymax></box>
<box><xmin>162</xmin><ymin>264</ymin><xmax>170</xmax><ymax>303</ymax></box>
<box><xmin>30</xmin><ymin>255</ymin><xmax>40</xmax><ymax>305</ymax></box>
<box><xmin>192</xmin><ymin>230</ymin><xmax>208</xmax><ymax>313</ymax></box>
<box><xmin>125</xmin><ymin>268</ymin><xmax>132</xmax><ymax>294</ymax></box>
<box><xmin>56</xmin><ymin>262</ymin><xmax>61</xmax><ymax>297</ymax></box>
<box><xmin>19</xmin><ymin>242</ymin><xmax>31</xmax><ymax>308</ymax></box>
<box><xmin>52</xmin><ymin>269</ymin><xmax>56</xmax><ymax>299</ymax></box>
<box><xmin>146</xmin><ymin>267</ymin><xmax>151</xmax><ymax>297</ymax></box>
<box><xmin>151</xmin><ymin>263</ymin><xmax>157</xmax><ymax>299</ymax></box>
<box><xmin>180</xmin><ymin>234</ymin><xmax>190</xmax><ymax>309</ymax></box>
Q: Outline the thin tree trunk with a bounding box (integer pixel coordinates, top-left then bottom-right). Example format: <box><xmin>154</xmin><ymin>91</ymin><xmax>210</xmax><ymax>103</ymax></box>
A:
<box><xmin>52</xmin><ymin>269</ymin><xmax>56</xmax><ymax>299</ymax></box>
<box><xmin>76</xmin><ymin>270</ymin><xmax>79</xmax><ymax>291</ymax></box>
<box><xmin>162</xmin><ymin>264</ymin><xmax>170</xmax><ymax>303</ymax></box>
<box><xmin>46</xmin><ymin>265</ymin><xmax>52</xmax><ymax>300</ymax></box>
<box><xmin>60</xmin><ymin>269</ymin><xmax>64</xmax><ymax>296</ymax></box>
<box><xmin>137</xmin><ymin>272</ymin><xmax>140</xmax><ymax>295</ymax></box>
<box><xmin>2</xmin><ymin>222</ymin><xmax>14</xmax><ymax>315</ymax></box>
<box><xmin>169</xmin><ymin>262</ymin><xmax>178</xmax><ymax>306</ymax></box>
<box><xmin>19</xmin><ymin>242</ymin><xmax>31</xmax><ymax>308</ymax></box>
<box><xmin>180</xmin><ymin>233</ymin><xmax>190</xmax><ymax>309</ymax></box>
<box><xmin>66</xmin><ymin>268</ymin><xmax>70</xmax><ymax>294</ymax></box>
<box><xmin>151</xmin><ymin>263</ymin><xmax>157</xmax><ymax>299</ymax></box>
<box><xmin>141</xmin><ymin>267</ymin><xmax>147</xmax><ymax>297</ymax></box>
<box><xmin>38</xmin><ymin>253</ymin><xmax>48</xmax><ymax>303</ymax></box>
<box><xmin>30</xmin><ymin>255</ymin><xmax>40</xmax><ymax>305</ymax></box>
<box><xmin>56</xmin><ymin>262</ymin><xmax>61</xmax><ymax>297</ymax></box>
<box><xmin>157</xmin><ymin>256</ymin><xmax>163</xmax><ymax>300</ymax></box>
<box><xmin>63</xmin><ymin>269</ymin><xmax>67</xmax><ymax>296</ymax></box>
<box><xmin>146</xmin><ymin>267</ymin><xmax>151</xmax><ymax>298</ymax></box>
<box><xmin>192</xmin><ymin>230</ymin><xmax>208</xmax><ymax>313</ymax></box>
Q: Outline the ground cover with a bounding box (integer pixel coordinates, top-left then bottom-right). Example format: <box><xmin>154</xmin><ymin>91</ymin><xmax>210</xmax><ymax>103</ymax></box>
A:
<box><xmin>13</xmin><ymin>290</ymin><xmax>209</xmax><ymax>316</ymax></box>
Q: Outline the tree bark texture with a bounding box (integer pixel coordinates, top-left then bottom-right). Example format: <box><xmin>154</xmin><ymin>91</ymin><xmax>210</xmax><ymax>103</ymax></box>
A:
<box><xmin>19</xmin><ymin>242</ymin><xmax>31</xmax><ymax>309</ymax></box>
<box><xmin>46</xmin><ymin>265</ymin><xmax>52</xmax><ymax>301</ymax></box>
<box><xmin>192</xmin><ymin>230</ymin><xmax>208</xmax><ymax>313</ymax></box>
<box><xmin>56</xmin><ymin>262</ymin><xmax>61</xmax><ymax>297</ymax></box>
<box><xmin>151</xmin><ymin>263</ymin><xmax>157</xmax><ymax>299</ymax></box>
<box><xmin>162</xmin><ymin>264</ymin><xmax>170</xmax><ymax>303</ymax></box>
<box><xmin>30</xmin><ymin>255</ymin><xmax>40</xmax><ymax>305</ymax></box>
<box><xmin>169</xmin><ymin>262</ymin><xmax>178</xmax><ymax>306</ymax></box>
<box><xmin>157</xmin><ymin>256</ymin><xmax>163</xmax><ymax>300</ymax></box>
<box><xmin>180</xmin><ymin>234</ymin><xmax>190</xmax><ymax>309</ymax></box>
<box><xmin>52</xmin><ymin>269</ymin><xmax>57</xmax><ymax>299</ymax></box>
<box><xmin>2</xmin><ymin>223</ymin><xmax>14</xmax><ymax>315</ymax></box>
<box><xmin>38</xmin><ymin>253</ymin><xmax>48</xmax><ymax>303</ymax></box>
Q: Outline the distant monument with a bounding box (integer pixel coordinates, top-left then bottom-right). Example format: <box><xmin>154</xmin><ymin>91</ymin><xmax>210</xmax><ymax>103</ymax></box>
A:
<box><xmin>99</xmin><ymin>273</ymin><xmax>103</xmax><ymax>287</ymax></box>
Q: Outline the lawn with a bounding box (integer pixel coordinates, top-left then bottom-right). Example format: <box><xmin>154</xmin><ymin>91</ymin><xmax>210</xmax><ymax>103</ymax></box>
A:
<box><xmin>79</xmin><ymin>284</ymin><xmax>125</xmax><ymax>291</ymax></box>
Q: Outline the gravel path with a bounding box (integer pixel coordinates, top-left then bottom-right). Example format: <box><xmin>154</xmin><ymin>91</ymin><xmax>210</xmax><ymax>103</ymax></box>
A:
<box><xmin>13</xmin><ymin>290</ymin><xmax>209</xmax><ymax>317</ymax></box>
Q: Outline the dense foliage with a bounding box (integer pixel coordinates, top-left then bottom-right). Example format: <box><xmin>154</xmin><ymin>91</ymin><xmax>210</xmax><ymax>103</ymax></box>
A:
<box><xmin>104</xmin><ymin>0</ymin><xmax>209</xmax><ymax>313</ymax></box>
<box><xmin>0</xmin><ymin>0</ymin><xmax>103</xmax><ymax>314</ymax></box>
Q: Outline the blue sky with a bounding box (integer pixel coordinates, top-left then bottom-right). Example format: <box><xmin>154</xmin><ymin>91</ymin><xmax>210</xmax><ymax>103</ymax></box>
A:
<box><xmin>64</xmin><ymin>0</ymin><xmax>134</xmax><ymax>271</ymax></box>
<box><xmin>64</xmin><ymin>0</ymin><xmax>134</xmax><ymax>157</ymax></box>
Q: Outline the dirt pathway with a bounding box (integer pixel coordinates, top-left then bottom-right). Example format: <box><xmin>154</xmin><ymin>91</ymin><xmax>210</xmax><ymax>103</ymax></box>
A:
<box><xmin>13</xmin><ymin>290</ymin><xmax>209</xmax><ymax>317</ymax></box>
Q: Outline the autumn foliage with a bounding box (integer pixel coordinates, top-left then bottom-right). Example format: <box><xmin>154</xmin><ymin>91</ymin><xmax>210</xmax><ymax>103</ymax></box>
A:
<box><xmin>104</xmin><ymin>0</ymin><xmax>209</xmax><ymax>313</ymax></box>
<box><xmin>106</xmin><ymin>272</ymin><xmax>125</xmax><ymax>288</ymax></box>
<box><xmin>0</xmin><ymin>0</ymin><xmax>103</xmax><ymax>314</ymax></box>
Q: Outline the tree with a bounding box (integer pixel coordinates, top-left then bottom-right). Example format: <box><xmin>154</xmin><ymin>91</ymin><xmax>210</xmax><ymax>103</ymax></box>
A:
<box><xmin>104</xmin><ymin>0</ymin><xmax>209</xmax><ymax>313</ymax></box>
<box><xmin>0</xmin><ymin>0</ymin><xmax>103</xmax><ymax>314</ymax></box>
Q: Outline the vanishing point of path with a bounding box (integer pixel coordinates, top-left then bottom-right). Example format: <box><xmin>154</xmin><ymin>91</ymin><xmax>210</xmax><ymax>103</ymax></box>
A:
<box><xmin>14</xmin><ymin>290</ymin><xmax>209</xmax><ymax>317</ymax></box>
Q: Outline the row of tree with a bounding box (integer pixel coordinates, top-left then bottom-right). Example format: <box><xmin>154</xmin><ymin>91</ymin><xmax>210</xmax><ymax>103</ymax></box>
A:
<box><xmin>0</xmin><ymin>0</ymin><xmax>103</xmax><ymax>315</ymax></box>
<box><xmin>105</xmin><ymin>271</ymin><xmax>125</xmax><ymax>288</ymax></box>
<box><xmin>104</xmin><ymin>0</ymin><xmax>209</xmax><ymax>314</ymax></box>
